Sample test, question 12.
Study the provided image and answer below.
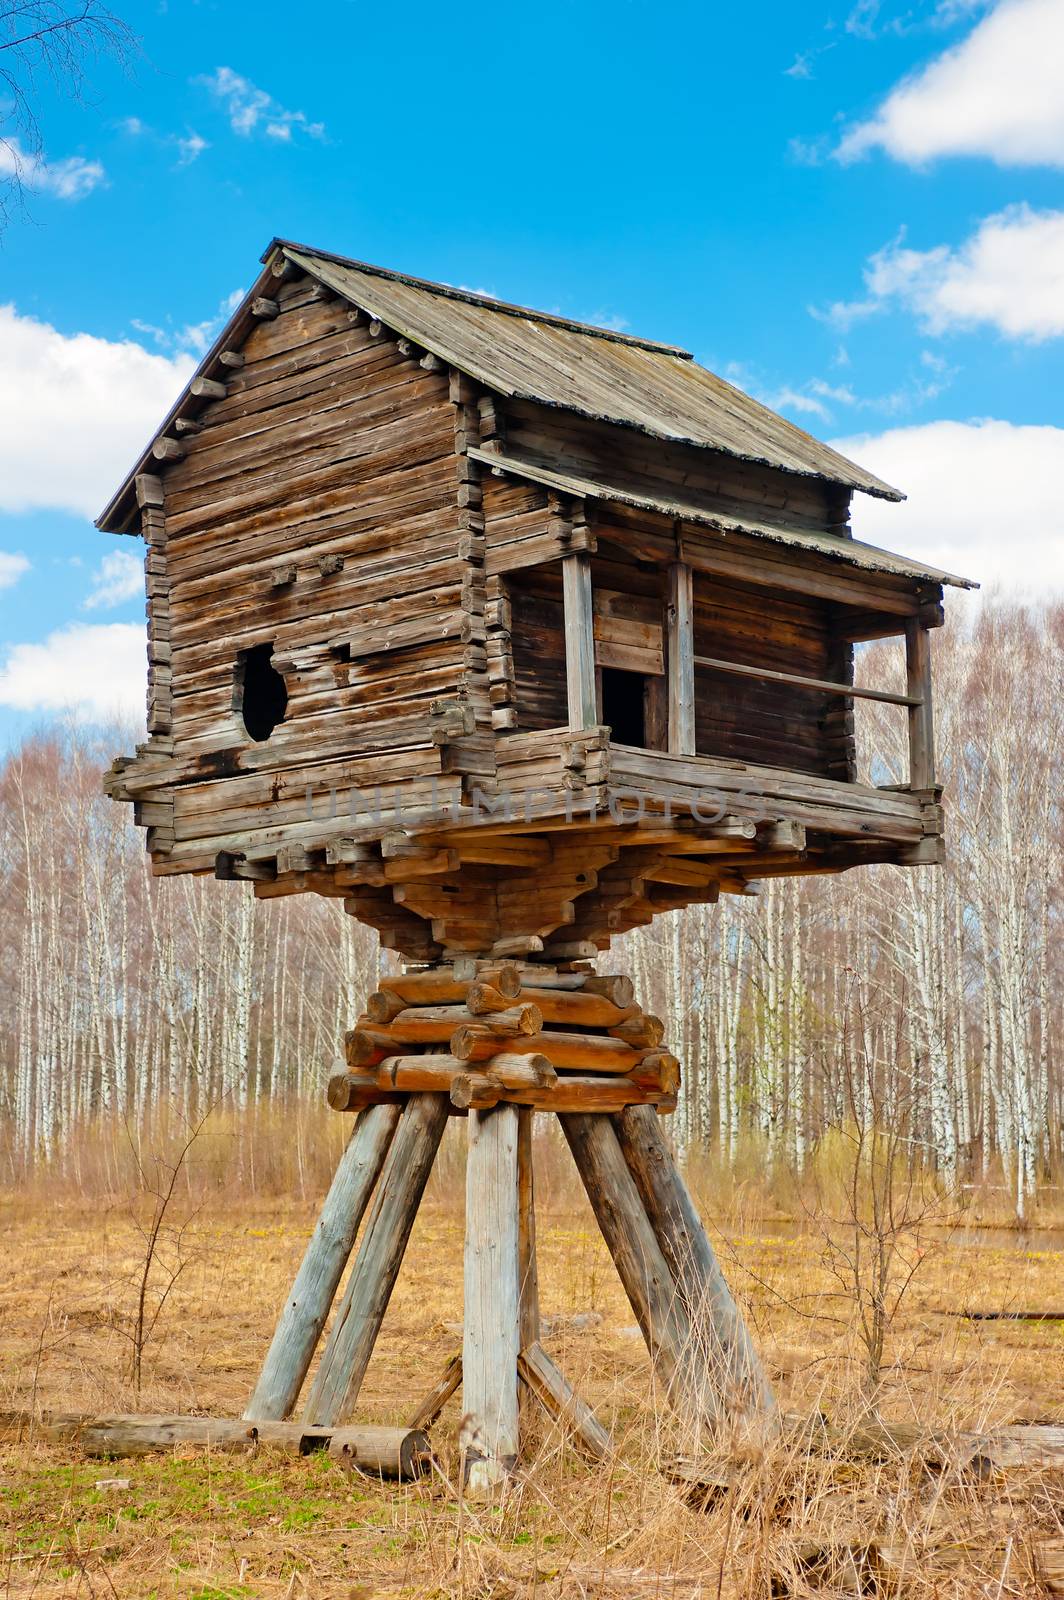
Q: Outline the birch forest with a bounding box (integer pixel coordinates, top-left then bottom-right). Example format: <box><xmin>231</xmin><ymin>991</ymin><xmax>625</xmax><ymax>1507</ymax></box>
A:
<box><xmin>1</xmin><ymin>600</ymin><xmax>1060</xmax><ymax>1218</ymax></box>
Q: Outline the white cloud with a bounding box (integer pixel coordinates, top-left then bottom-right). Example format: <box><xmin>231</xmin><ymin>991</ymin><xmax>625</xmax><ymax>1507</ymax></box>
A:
<box><xmin>175</xmin><ymin>131</ymin><xmax>209</xmax><ymax>166</ymax></box>
<box><xmin>84</xmin><ymin>551</ymin><xmax>143</xmax><ymax>610</ymax></box>
<box><xmin>131</xmin><ymin>286</ymin><xmax>245</xmax><ymax>357</ymax></box>
<box><xmin>0</xmin><ymin>137</ymin><xmax>105</xmax><ymax>199</ymax></box>
<box><xmin>766</xmin><ymin>385</ymin><xmax>834</xmax><ymax>422</ymax></box>
<box><xmin>0</xmin><ymin>622</ymin><xmax>147</xmax><ymax>723</ymax></box>
<box><xmin>834</xmin><ymin>419</ymin><xmax>1064</xmax><ymax>595</ymax></box>
<box><xmin>0</xmin><ymin>553</ymin><xmax>30</xmax><ymax>590</ymax></box>
<box><xmin>817</xmin><ymin>207</ymin><xmax>1064</xmax><ymax>341</ymax></box>
<box><xmin>118</xmin><ymin>118</ymin><xmax>209</xmax><ymax>166</ymax></box>
<box><xmin>837</xmin><ymin>0</ymin><xmax>1064</xmax><ymax>167</ymax></box>
<box><xmin>844</xmin><ymin>0</ymin><xmax>989</xmax><ymax>38</ymax></box>
<box><xmin>199</xmin><ymin>67</ymin><xmax>325</xmax><ymax>142</ymax></box>
<box><xmin>724</xmin><ymin>358</ymin><xmax>950</xmax><ymax>426</ymax></box>
<box><xmin>0</xmin><ymin>304</ymin><xmax>195</xmax><ymax>518</ymax></box>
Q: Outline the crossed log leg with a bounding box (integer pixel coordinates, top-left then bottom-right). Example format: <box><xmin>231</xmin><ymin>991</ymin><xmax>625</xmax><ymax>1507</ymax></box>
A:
<box><xmin>243</xmin><ymin>1094</ymin><xmax>776</xmax><ymax>1491</ymax></box>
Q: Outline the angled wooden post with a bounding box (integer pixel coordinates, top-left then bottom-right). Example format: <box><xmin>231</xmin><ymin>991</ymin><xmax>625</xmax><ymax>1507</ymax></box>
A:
<box><xmin>559</xmin><ymin>1111</ymin><xmax>724</xmax><ymax>1426</ymax></box>
<box><xmin>463</xmin><ymin>1104</ymin><xmax>521</xmax><ymax>1493</ymax></box>
<box><xmin>613</xmin><ymin>1105</ymin><xmax>777</xmax><ymax>1427</ymax></box>
<box><xmin>303</xmin><ymin>1094</ymin><xmax>449</xmax><ymax>1427</ymax></box>
<box><xmin>245</xmin><ymin>1103</ymin><xmax>401</xmax><ymax>1421</ymax></box>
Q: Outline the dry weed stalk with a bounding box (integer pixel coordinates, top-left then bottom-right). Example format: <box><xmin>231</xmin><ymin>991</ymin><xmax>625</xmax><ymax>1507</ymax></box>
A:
<box><xmin>120</xmin><ymin>1103</ymin><xmax>216</xmax><ymax>1396</ymax></box>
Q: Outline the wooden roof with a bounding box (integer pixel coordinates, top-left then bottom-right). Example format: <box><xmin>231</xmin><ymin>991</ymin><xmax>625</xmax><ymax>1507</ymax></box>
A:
<box><xmin>278</xmin><ymin>241</ymin><xmax>903</xmax><ymax>502</ymax></box>
<box><xmin>467</xmin><ymin>447</ymin><xmax>976</xmax><ymax>590</ymax></box>
<box><xmin>98</xmin><ymin>238</ymin><xmax>906</xmax><ymax>533</ymax></box>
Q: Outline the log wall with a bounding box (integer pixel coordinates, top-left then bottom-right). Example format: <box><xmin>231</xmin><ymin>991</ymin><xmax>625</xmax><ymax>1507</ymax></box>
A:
<box><xmin>142</xmin><ymin>273</ymin><xmax>469</xmax><ymax>870</ymax></box>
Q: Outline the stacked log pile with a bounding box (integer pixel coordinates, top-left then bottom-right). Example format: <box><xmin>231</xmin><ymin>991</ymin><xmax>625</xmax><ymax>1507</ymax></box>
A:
<box><xmin>329</xmin><ymin>963</ymin><xmax>679</xmax><ymax>1117</ymax></box>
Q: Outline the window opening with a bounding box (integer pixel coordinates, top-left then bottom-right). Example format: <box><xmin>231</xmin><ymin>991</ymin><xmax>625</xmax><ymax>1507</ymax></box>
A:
<box><xmin>601</xmin><ymin>667</ymin><xmax>647</xmax><ymax>748</ymax></box>
<box><xmin>238</xmin><ymin>642</ymin><xmax>288</xmax><ymax>742</ymax></box>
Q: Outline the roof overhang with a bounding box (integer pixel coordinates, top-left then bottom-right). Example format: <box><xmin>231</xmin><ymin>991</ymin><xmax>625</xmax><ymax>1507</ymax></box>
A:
<box><xmin>98</xmin><ymin>236</ymin><xmax>907</xmax><ymax>537</ymax></box>
<box><xmin>468</xmin><ymin>445</ymin><xmax>977</xmax><ymax>592</ymax></box>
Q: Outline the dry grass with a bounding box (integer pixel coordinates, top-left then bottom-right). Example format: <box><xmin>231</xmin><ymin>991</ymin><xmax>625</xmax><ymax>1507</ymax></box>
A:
<box><xmin>1</xmin><ymin>1123</ymin><xmax>1062</xmax><ymax>1598</ymax></box>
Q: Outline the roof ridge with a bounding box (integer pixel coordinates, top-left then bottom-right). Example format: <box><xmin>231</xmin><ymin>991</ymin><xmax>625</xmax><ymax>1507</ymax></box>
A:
<box><xmin>263</xmin><ymin>237</ymin><xmax>694</xmax><ymax>360</ymax></box>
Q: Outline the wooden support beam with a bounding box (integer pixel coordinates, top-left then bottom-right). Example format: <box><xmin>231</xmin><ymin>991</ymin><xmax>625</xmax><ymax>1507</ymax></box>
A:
<box><xmin>408</xmin><ymin>1352</ymin><xmax>463</xmax><ymax>1431</ymax></box>
<box><xmin>667</xmin><ymin>561</ymin><xmax>695</xmax><ymax>756</ymax></box>
<box><xmin>244</xmin><ymin>1104</ymin><xmax>401</xmax><ymax>1421</ymax></box>
<box><xmin>563</xmin><ymin>551</ymin><xmax>597</xmax><ymax>732</ymax></box>
<box><xmin>190</xmin><ymin>375</ymin><xmax>227</xmax><ymax>399</ymax></box>
<box><xmin>613</xmin><ymin>1105</ymin><xmax>778</xmax><ymax>1428</ymax></box>
<box><xmin>134</xmin><ymin>473</ymin><xmax>164</xmax><ymax>508</ymax></box>
<box><xmin>151</xmin><ymin>437</ymin><xmax>185</xmax><ymax>462</ymax></box>
<box><xmin>303</xmin><ymin>1095</ymin><xmax>448</xmax><ymax>1426</ymax></box>
<box><xmin>905</xmin><ymin>619</ymin><xmax>936</xmax><ymax>790</ymax></box>
<box><xmin>559</xmin><ymin>1112</ymin><xmax>705</xmax><ymax>1416</ymax></box>
<box><xmin>463</xmin><ymin>1104</ymin><xmax>521</xmax><ymax>1493</ymax></box>
<box><xmin>518</xmin><ymin>1342</ymin><xmax>612</xmax><ymax>1461</ymax></box>
<box><xmin>378</xmin><ymin>965</ymin><xmax>521</xmax><ymax>1005</ymax></box>
<box><xmin>517</xmin><ymin>1108</ymin><xmax>540</xmax><ymax>1351</ymax></box>
<box><xmin>693</xmin><ymin>653</ymin><xmax>920</xmax><ymax>708</ymax></box>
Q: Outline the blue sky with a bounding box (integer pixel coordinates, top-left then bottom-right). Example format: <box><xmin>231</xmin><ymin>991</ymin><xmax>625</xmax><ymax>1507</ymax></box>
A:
<box><xmin>1</xmin><ymin>0</ymin><xmax>1062</xmax><ymax>748</ymax></box>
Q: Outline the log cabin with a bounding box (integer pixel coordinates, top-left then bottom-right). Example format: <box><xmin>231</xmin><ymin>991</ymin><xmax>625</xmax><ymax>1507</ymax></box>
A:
<box><xmin>95</xmin><ymin>240</ymin><xmax>980</xmax><ymax>1470</ymax></box>
<box><xmin>99</xmin><ymin>237</ymin><xmax>975</xmax><ymax>966</ymax></box>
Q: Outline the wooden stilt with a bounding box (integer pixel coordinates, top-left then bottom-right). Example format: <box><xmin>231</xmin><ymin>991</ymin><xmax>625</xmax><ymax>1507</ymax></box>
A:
<box><xmin>559</xmin><ymin>1111</ymin><xmax>719</xmax><ymax>1426</ymax></box>
<box><xmin>517</xmin><ymin>1107</ymin><xmax>540</xmax><ymax>1349</ymax></box>
<box><xmin>303</xmin><ymin>1094</ymin><xmax>449</xmax><ymax>1426</ymax></box>
<box><xmin>613</xmin><ymin>1105</ymin><xmax>777</xmax><ymax>1427</ymax></box>
<box><xmin>245</xmin><ymin>1104</ymin><xmax>401</xmax><ymax>1421</ymax></box>
<box><xmin>155</xmin><ymin>969</ymin><xmax>776</xmax><ymax>1480</ymax></box>
<box><xmin>463</xmin><ymin>1104</ymin><xmax>521</xmax><ymax>1493</ymax></box>
<box><xmin>518</xmin><ymin>1341</ymin><xmax>611</xmax><ymax>1461</ymax></box>
<box><xmin>408</xmin><ymin>1352</ymin><xmax>463</xmax><ymax>1431</ymax></box>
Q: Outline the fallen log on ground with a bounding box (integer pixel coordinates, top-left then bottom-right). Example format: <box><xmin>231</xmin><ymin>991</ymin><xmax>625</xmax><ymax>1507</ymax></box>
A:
<box><xmin>33</xmin><ymin>1412</ymin><xmax>432</xmax><ymax>1478</ymax></box>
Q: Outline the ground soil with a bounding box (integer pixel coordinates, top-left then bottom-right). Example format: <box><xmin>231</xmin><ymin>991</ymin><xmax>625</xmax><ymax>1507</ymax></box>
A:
<box><xmin>1</xmin><ymin>1177</ymin><xmax>1062</xmax><ymax>1598</ymax></box>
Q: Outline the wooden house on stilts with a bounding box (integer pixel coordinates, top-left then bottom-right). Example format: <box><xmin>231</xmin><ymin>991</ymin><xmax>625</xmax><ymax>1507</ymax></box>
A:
<box><xmin>96</xmin><ymin>239</ymin><xmax>974</xmax><ymax>1487</ymax></box>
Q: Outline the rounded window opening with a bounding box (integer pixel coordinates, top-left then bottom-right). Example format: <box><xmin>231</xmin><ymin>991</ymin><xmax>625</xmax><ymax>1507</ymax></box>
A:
<box><xmin>237</xmin><ymin>642</ymin><xmax>288</xmax><ymax>742</ymax></box>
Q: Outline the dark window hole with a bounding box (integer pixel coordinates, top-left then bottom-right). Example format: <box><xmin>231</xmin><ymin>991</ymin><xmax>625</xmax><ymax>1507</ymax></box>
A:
<box><xmin>238</xmin><ymin>642</ymin><xmax>288</xmax><ymax>742</ymax></box>
<box><xmin>601</xmin><ymin>667</ymin><xmax>647</xmax><ymax>748</ymax></box>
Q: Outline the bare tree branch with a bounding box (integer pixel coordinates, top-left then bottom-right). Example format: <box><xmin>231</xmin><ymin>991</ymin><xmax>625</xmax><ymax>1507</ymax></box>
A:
<box><xmin>0</xmin><ymin>1</ymin><xmax>137</xmax><ymax>228</ymax></box>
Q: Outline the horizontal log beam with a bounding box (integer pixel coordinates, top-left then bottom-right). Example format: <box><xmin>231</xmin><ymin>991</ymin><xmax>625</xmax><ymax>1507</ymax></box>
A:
<box><xmin>693</xmin><ymin>653</ymin><xmax>920</xmax><ymax>707</ymax></box>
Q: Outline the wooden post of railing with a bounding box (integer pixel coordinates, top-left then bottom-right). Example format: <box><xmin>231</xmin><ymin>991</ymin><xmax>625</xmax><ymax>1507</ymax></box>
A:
<box><xmin>563</xmin><ymin>552</ymin><xmax>597</xmax><ymax>731</ymax></box>
<box><xmin>667</xmin><ymin>561</ymin><xmax>695</xmax><ymax>755</ymax></box>
<box><xmin>905</xmin><ymin>619</ymin><xmax>935</xmax><ymax>789</ymax></box>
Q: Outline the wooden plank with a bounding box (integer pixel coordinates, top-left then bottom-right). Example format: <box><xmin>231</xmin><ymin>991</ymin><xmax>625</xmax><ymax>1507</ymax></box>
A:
<box><xmin>563</xmin><ymin>552</ymin><xmax>597</xmax><ymax>732</ymax></box>
<box><xmin>905</xmin><ymin>619</ymin><xmax>935</xmax><ymax>789</ymax></box>
<box><xmin>667</xmin><ymin>561</ymin><xmax>695</xmax><ymax>756</ymax></box>
<box><xmin>303</xmin><ymin>1095</ymin><xmax>448</xmax><ymax>1426</ymax></box>
<box><xmin>463</xmin><ymin>1104</ymin><xmax>521</xmax><ymax>1493</ymax></box>
<box><xmin>244</xmin><ymin>1105</ymin><xmax>401</xmax><ymax>1421</ymax></box>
